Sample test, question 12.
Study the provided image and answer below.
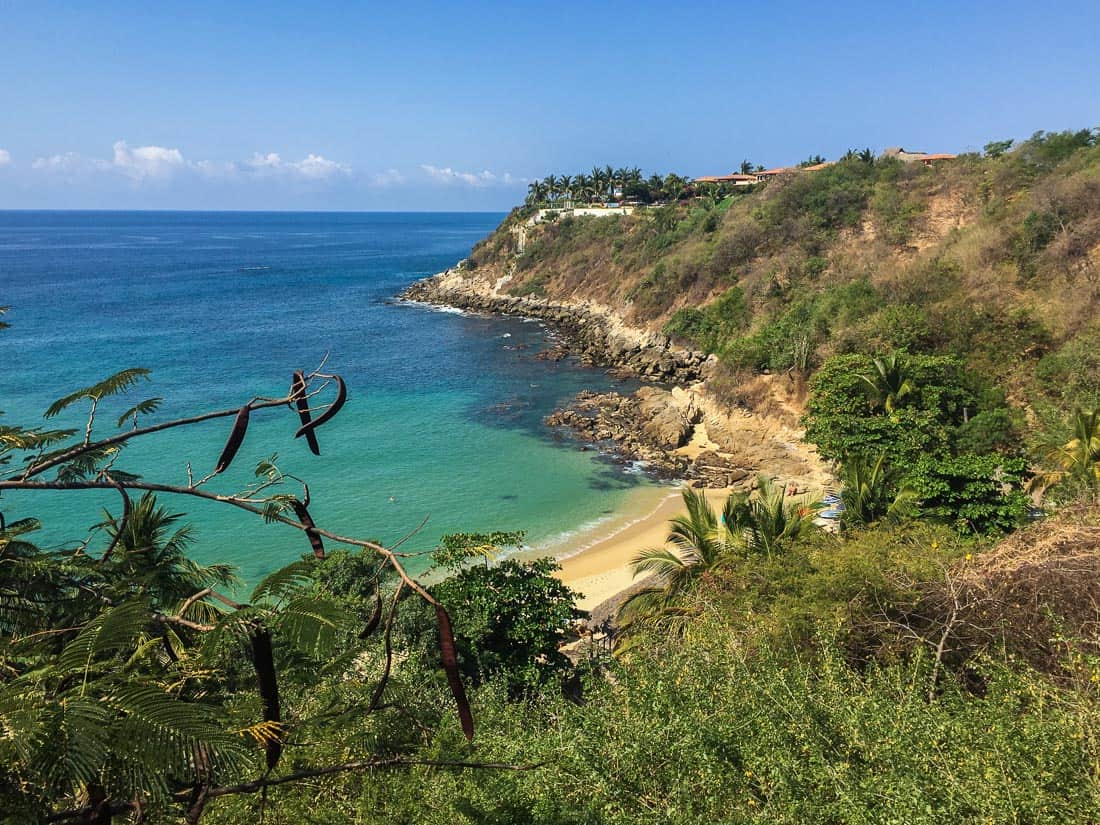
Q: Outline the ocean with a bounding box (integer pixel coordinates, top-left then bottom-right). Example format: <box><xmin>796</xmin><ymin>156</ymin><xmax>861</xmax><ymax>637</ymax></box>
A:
<box><xmin>0</xmin><ymin>211</ymin><xmax>664</xmax><ymax>585</ymax></box>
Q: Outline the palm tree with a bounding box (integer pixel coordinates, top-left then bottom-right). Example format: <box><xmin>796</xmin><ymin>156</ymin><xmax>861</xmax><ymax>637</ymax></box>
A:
<box><xmin>99</xmin><ymin>492</ymin><xmax>237</xmax><ymax>608</ymax></box>
<box><xmin>526</xmin><ymin>180</ymin><xmax>547</xmax><ymax>206</ymax></box>
<box><xmin>573</xmin><ymin>173</ymin><xmax>592</xmax><ymax>203</ymax></box>
<box><xmin>617</xmin><ymin>487</ymin><xmax>730</xmax><ymax>630</ymax></box>
<box><xmin>859</xmin><ymin>353</ymin><xmax>915</xmax><ymax>414</ymax></box>
<box><xmin>1043</xmin><ymin>407</ymin><xmax>1100</xmax><ymax>489</ymax></box>
<box><xmin>559</xmin><ymin>174</ymin><xmax>573</xmax><ymax>204</ymax></box>
<box><xmin>617</xmin><ymin>479</ymin><xmax>814</xmax><ymax>631</ymax></box>
<box><xmin>839</xmin><ymin>453</ymin><xmax>918</xmax><ymax>525</ymax></box>
<box><xmin>544</xmin><ymin>174</ymin><xmax>560</xmax><ymax>203</ymax></box>
<box><xmin>721</xmin><ymin>476</ymin><xmax>815</xmax><ymax>557</ymax></box>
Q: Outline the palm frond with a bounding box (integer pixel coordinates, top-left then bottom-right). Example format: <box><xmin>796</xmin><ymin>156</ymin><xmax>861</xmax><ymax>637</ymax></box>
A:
<box><xmin>44</xmin><ymin>368</ymin><xmax>152</xmax><ymax>419</ymax></box>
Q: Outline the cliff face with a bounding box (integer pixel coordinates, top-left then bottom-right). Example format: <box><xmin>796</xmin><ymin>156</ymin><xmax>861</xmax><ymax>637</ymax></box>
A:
<box><xmin>403</xmin><ymin>267</ymin><xmax>712</xmax><ymax>384</ymax></box>
<box><xmin>448</xmin><ymin>133</ymin><xmax>1100</xmax><ymax>412</ymax></box>
<box><xmin>403</xmin><ymin>132</ymin><xmax>1100</xmax><ymax>491</ymax></box>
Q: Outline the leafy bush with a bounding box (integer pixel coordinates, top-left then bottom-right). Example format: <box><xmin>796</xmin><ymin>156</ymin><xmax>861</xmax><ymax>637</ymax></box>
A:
<box><xmin>803</xmin><ymin>353</ymin><xmax>981</xmax><ymax>464</ymax></box>
<box><xmin>663</xmin><ymin>286</ymin><xmax>750</xmax><ymax>351</ymax></box>
<box><xmin>430</xmin><ymin>557</ymin><xmax>581</xmax><ymax>690</ymax></box>
<box><xmin>909</xmin><ymin>453</ymin><xmax>1030</xmax><ymax>535</ymax></box>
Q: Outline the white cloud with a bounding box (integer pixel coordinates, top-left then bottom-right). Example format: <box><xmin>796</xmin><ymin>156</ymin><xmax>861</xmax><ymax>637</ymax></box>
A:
<box><xmin>112</xmin><ymin>141</ymin><xmax>185</xmax><ymax>179</ymax></box>
<box><xmin>420</xmin><ymin>164</ymin><xmax>525</xmax><ymax>187</ymax></box>
<box><xmin>25</xmin><ymin>141</ymin><xmax>360</xmax><ymax>188</ymax></box>
<box><xmin>421</xmin><ymin>164</ymin><xmax>498</xmax><ymax>187</ymax></box>
<box><xmin>244</xmin><ymin>151</ymin><xmax>350</xmax><ymax>180</ymax></box>
<box><xmin>32</xmin><ymin>152</ymin><xmax>95</xmax><ymax>174</ymax></box>
<box><xmin>246</xmin><ymin>152</ymin><xmax>284</xmax><ymax>171</ymax></box>
<box><xmin>194</xmin><ymin>159</ymin><xmax>238</xmax><ymax>177</ymax></box>
<box><xmin>0</xmin><ymin>149</ymin><xmax>10</xmax><ymax>168</ymax></box>
<box><xmin>290</xmin><ymin>153</ymin><xmax>349</xmax><ymax>179</ymax></box>
<box><xmin>372</xmin><ymin>168</ymin><xmax>406</xmax><ymax>186</ymax></box>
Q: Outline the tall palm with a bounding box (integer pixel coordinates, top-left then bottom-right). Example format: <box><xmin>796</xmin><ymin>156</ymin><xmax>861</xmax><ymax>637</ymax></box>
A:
<box><xmin>839</xmin><ymin>453</ymin><xmax>918</xmax><ymax>525</ymax></box>
<box><xmin>559</xmin><ymin>174</ymin><xmax>573</xmax><ymax>203</ymax></box>
<box><xmin>573</xmin><ymin>173</ymin><xmax>591</xmax><ymax>203</ymax></box>
<box><xmin>859</xmin><ymin>353</ymin><xmax>915</xmax><ymax>413</ymax></box>
<box><xmin>544</xmin><ymin>174</ymin><xmax>560</xmax><ymax>203</ymax></box>
<box><xmin>526</xmin><ymin>180</ymin><xmax>547</xmax><ymax>206</ymax></box>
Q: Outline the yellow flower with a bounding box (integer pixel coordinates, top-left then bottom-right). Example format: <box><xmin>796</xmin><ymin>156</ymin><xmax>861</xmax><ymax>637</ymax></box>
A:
<box><xmin>965</xmin><ymin>553</ymin><xmax>973</xmax><ymax>562</ymax></box>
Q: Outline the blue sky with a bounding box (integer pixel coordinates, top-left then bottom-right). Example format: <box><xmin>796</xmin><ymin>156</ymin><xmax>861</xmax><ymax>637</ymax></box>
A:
<box><xmin>1</xmin><ymin>0</ymin><xmax>1098</xmax><ymax>210</ymax></box>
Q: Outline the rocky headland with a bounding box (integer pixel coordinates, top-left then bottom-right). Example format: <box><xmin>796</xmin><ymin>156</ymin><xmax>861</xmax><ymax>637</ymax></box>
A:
<box><xmin>402</xmin><ymin>267</ymin><xmax>830</xmax><ymax>493</ymax></box>
<box><xmin>401</xmin><ymin>268</ymin><xmax>711</xmax><ymax>384</ymax></box>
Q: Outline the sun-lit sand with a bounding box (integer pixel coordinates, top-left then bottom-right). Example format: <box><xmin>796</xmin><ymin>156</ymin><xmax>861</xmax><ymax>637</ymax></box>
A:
<box><xmin>550</xmin><ymin>485</ymin><xmax>733</xmax><ymax>611</ymax></box>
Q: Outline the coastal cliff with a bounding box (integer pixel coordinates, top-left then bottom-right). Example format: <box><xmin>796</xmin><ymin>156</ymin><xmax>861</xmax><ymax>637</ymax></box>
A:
<box><xmin>402</xmin><ymin>267</ymin><xmax>711</xmax><ymax>383</ymax></box>
<box><xmin>402</xmin><ymin>267</ymin><xmax>830</xmax><ymax>493</ymax></box>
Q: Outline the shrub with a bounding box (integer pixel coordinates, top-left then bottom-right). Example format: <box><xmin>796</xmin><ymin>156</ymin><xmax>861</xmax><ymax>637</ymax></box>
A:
<box><xmin>803</xmin><ymin>353</ymin><xmax>981</xmax><ymax>464</ymax></box>
<box><xmin>909</xmin><ymin>453</ymin><xmax>1030</xmax><ymax>535</ymax></box>
<box><xmin>430</xmin><ymin>557</ymin><xmax>581</xmax><ymax>691</ymax></box>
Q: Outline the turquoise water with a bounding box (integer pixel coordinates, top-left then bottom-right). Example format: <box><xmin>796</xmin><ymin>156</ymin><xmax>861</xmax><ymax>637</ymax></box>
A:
<box><xmin>0</xmin><ymin>211</ymin><xmax>659</xmax><ymax>583</ymax></box>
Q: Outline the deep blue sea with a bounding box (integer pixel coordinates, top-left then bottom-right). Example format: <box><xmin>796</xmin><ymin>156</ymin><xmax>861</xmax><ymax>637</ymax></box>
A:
<box><xmin>0</xmin><ymin>211</ymin><xmax>660</xmax><ymax>585</ymax></box>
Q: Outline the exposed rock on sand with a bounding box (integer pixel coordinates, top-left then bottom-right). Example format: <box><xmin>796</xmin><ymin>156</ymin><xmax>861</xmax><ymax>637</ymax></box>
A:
<box><xmin>546</xmin><ymin>384</ymin><xmax>829</xmax><ymax>492</ymax></box>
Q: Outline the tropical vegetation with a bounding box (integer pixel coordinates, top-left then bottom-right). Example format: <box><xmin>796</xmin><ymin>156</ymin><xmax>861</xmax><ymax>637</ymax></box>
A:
<box><xmin>5</xmin><ymin>127</ymin><xmax>1100</xmax><ymax>822</ymax></box>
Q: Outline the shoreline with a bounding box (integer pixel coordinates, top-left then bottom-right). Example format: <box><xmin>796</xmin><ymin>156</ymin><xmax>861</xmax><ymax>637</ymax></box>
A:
<box><xmin>539</xmin><ymin>484</ymin><xmax>733</xmax><ymax>611</ymax></box>
<box><xmin>403</xmin><ymin>268</ymin><xmax>832</xmax><ymax>616</ymax></box>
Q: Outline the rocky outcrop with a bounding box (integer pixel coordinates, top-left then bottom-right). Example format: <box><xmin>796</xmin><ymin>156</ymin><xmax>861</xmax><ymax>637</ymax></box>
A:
<box><xmin>402</xmin><ymin>267</ymin><xmax>832</xmax><ymax>493</ymax></box>
<box><xmin>402</xmin><ymin>270</ymin><xmax>711</xmax><ymax>384</ymax></box>
<box><xmin>545</xmin><ymin>386</ymin><xmax>827</xmax><ymax>492</ymax></box>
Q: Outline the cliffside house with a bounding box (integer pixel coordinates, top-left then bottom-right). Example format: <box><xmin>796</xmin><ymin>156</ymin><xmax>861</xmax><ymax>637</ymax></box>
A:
<box><xmin>881</xmin><ymin>147</ymin><xmax>958</xmax><ymax>164</ymax></box>
<box><xmin>693</xmin><ymin>172</ymin><xmax>758</xmax><ymax>187</ymax></box>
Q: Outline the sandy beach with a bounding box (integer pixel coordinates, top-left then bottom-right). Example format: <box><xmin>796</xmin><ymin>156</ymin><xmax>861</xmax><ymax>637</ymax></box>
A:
<box><xmin>551</xmin><ymin>485</ymin><xmax>734</xmax><ymax>610</ymax></box>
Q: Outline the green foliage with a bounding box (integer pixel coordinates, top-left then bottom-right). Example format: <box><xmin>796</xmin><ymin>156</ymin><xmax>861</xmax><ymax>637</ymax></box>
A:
<box><xmin>908</xmin><ymin>453</ymin><xmax>1030</xmax><ymax>535</ymax></box>
<box><xmin>44</xmin><ymin>367</ymin><xmax>152</xmax><ymax>419</ymax></box>
<box><xmin>662</xmin><ymin>286</ymin><xmax>750</xmax><ymax>352</ymax></box>
<box><xmin>723</xmin><ymin>476</ymin><xmax>814</xmax><ymax>557</ymax></box>
<box><xmin>431</xmin><ymin>530</ymin><xmax>526</xmax><ymax>570</ymax></box>
<box><xmin>803</xmin><ymin>352</ymin><xmax>982</xmax><ymax>464</ymax></box>
<box><xmin>257</xmin><ymin>631</ymin><xmax>1100</xmax><ymax>824</ymax></box>
<box><xmin>1035</xmin><ymin>327</ymin><xmax>1100</xmax><ymax>408</ymax></box>
<box><xmin>871</xmin><ymin>178</ymin><xmax>925</xmax><ymax>245</ymax></box>
<box><xmin>838</xmin><ymin>453</ymin><xmax>918</xmax><ymax>526</ymax></box>
<box><xmin>430</xmin><ymin>557</ymin><xmax>579</xmax><ymax>690</ymax></box>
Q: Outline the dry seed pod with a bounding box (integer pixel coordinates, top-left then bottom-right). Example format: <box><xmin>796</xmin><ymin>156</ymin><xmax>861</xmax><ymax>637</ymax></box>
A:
<box><xmin>435</xmin><ymin>604</ymin><xmax>474</xmax><ymax>740</ymax></box>
<box><xmin>213</xmin><ymin>405</ymin><xmax>251</xmax><ymax>474</ymax></box>
<box><xmin>290</xmin><ymin>371</ymin><xmax>320</xmax><ymax>456</ymax></box>
<box><xmin>359</xmin><ymin>590</ymin><xmax>383</xmax><ymax>639</ymax></box>
<box><xmin>290</xmin><ymin>499</ymin><xmax>325</xmax><ymax>559</ymax></box>
<box><xmin>249</xmin><ymin>626</ymin><xmax>282</xmax><ymax>771</ymax></box>
<box><xmin>294</xmin><ymin>375</ymin><xmax>347</xmax><ymax>439</ymax></box>
<box><xmin>87</xmin><ymin>784</ymin><xmax>111</xmax><ymax>824</ymax></box>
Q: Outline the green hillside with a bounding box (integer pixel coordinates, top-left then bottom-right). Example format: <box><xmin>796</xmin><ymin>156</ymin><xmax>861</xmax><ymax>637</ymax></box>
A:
<box><xmin>472</xmin><ymin>130</ymin><xmax>1100</xmax><ymax>420</ymax></box>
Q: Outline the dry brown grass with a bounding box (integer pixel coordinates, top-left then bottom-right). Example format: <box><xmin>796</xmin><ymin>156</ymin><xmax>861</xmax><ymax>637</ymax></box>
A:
<box><xmin>953</xmin><ymin>503</ymin><xmax>1100</xmax><ymax>673</ymax></box>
